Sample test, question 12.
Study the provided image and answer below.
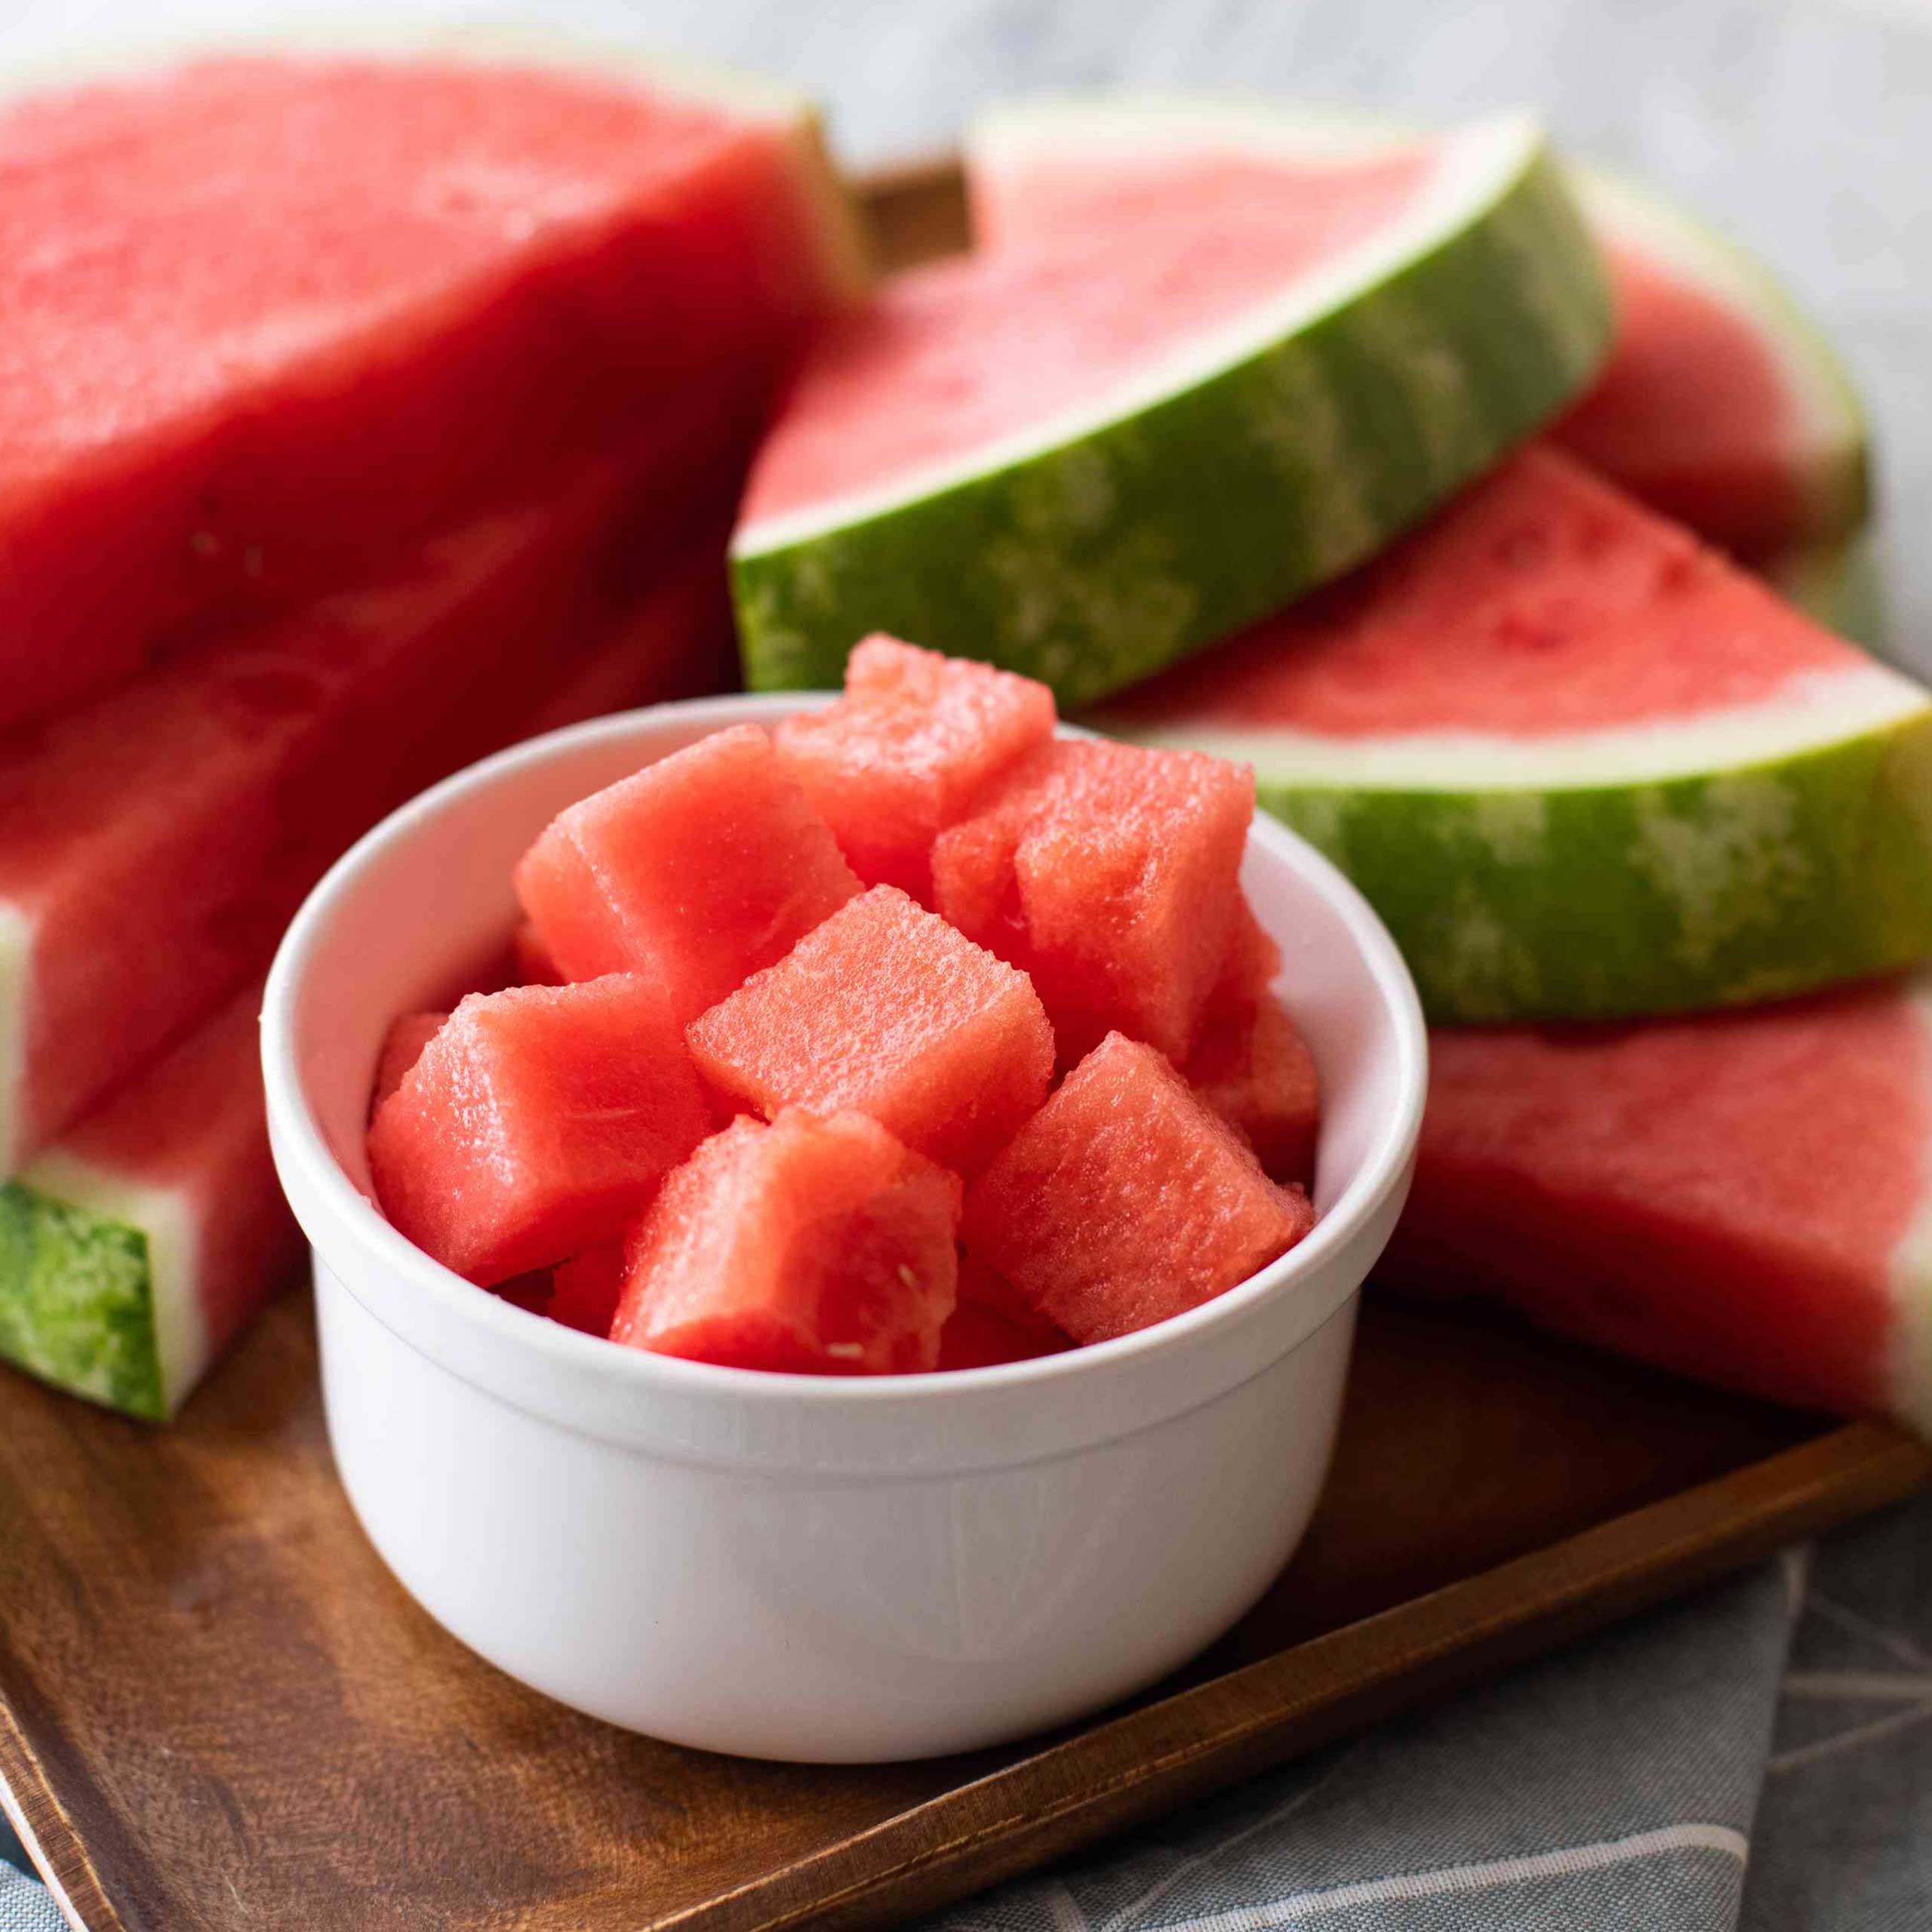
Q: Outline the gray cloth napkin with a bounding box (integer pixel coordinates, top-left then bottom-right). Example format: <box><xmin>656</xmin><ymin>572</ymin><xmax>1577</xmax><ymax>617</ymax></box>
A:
<box><xmin>0</xmin><ymin>0</ymin><xmax>1925</xmax><ymax>1922</ymax></box>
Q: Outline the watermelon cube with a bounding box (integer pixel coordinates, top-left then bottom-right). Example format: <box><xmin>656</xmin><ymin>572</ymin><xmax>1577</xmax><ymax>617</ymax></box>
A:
<box><xmin>962</xmin><ymin>1032</ymin><xmax>1315</xmax><ymax>1343</ymax></box>
<box><xmin>931</xmin><ymin>739</ymin><xmax>1254</xmax><ymax>1063</ymax></box>
<box><xmin>686</xmin><ymin>885</ymin><xmax>1055</xmax><ymax>1174</ymax></box>
<box><xmin>937</xmin><ymin>1298</ymin><xmax>1073</xmax><ymax>1371</ymax></box>
<box><xmin>370</xmin><ymin>1011</ymin><xmax>450</xmax><ymax>1116</ymax></box>
<box><xmin>1184</xmin><ymin>906</ymin><xmax>1321</xmax><ymax>1183</ymax></box>
<box><xmin>368</xmin><ymin>978</ymin><xmax>710</xmax><ymax>1285</ymax></box>
<box><xmin>612</xmin><ymin>1109</ymin><xmax>961</xmax><ymax>1374</ymax></box>
<box><xmin>512</xmin><ymin>922</ymin><xmax>563</xmax><ymax>987</ymax></box>
<box><xmin>774</xmin><ymin>636</ymin><xmax>1057</xmax><ymax>896</ymax></box>
<box><xmin>515</xmin><ymin>724</ymin><xmax>861</xmax><ymax>1024</ymax></box>
<box><xmin>547</xmin><ymin>1245</ymin><xmax>626</xmax><ymax>1337</ymax></box>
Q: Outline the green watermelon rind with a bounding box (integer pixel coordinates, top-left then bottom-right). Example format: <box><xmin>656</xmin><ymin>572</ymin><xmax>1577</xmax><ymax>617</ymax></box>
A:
<box><xmin>0</xmin><ymin>1179</ymin><xmax>167</xmax><ymax>1421</ymax></box>
<box><xmin>734</xmin><ymin>112</ymin><xmax>1614</xmax><ymax>706</ymax></box>
<box><xmin>1765</xmin><ymin>526</ymin><xmax>1888</xmax><ymax>653</ymax></box>
<box><xmin>1201</xmin><ymin>701</ymin><xmax>1932</xmax><ymax>1023</ymax></box>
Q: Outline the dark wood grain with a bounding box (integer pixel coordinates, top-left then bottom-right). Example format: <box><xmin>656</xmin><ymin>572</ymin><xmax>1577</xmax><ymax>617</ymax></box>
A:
<box><xmin>0</xmin><ymin>160</ymin><xmax>1923</xmax><ymax>1932</ymax></box>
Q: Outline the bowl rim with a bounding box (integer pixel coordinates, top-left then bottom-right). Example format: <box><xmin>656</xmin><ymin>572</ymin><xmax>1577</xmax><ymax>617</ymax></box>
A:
<box><xmin>262</xmin><ymin>691</ymin><xmax>1427</xmax><ymax>1429</ymax></box>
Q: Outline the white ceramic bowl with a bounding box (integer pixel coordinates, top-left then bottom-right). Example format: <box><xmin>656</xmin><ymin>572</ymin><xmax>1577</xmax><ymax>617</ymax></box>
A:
<box><xmin>262</xmin><ymin>693</ymin><xmax>1426</xmax><ymax>1762</ymax></box>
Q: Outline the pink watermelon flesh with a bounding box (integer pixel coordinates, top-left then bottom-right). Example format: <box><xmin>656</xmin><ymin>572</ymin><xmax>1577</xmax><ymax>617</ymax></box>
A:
<box><xmin>52</xmin><ymin>983</ymin><xmax>300</xmax><ymax>1377</ymax></box>
<box><xmin>611</xmin><ymin>1109</ymin><xmax>961</xmax><ymax>1375</ymax></box>
<box><xmin>743</xmin><ymin>149</ymin><xmax>1430</xmax><ymax>526</ymax></box>
<box><xmin>511</xmin><ymin>924</ymin><xmax>563</xmax><ymax>988</ymax></box>
<box><xmin>546</xmin><ymin>1244</ymin><xmax>626</xmax><ymax>1337</ymax></box>
<box><xmin>0</xmin><ymin>53</ymin><xmax>854</xmax><ymax>732</ymax></box>
<box><xmin>371</xmin><ymin>1011</ymin><xmax>449</xmax><ymax>1116</ymax></box>
<box><xmin>1103</xmin><ymin>445</ymin><xmax>1857</xmax><ymax>740</ymax></box>
<box><xmin>1185</xmin><ymin>909</ymin><xmax>1321</xmax><ymax>1185</ymax></box>
<box><xmin>686</xmin><ymin>884</ymin><xmax>1055</xmax><ymax>1176</ymax></box>
<box><xmin>515</xmin><ymin>722</ymin><xmax>862</xmax><ymax>1026</ymax></box>
<box><xmin>773</xmin><ymin>635</ymin><xmax>1057</xmax><ymax>898</ymax></box>
<box><xmin>0</xmin><ymin>438</ymin><xmax>728</xmax><ymax>1171</ymax></box>
<box><xmin>368</xmin><ymin>977</ymin><xmax>712</xmax><ymax>1285</ymax></box>
<box><xmin>937</xmin><ymin>1296</ymin><xmax>1073</xmax><ymax>1371</ymax></box>
<box><xmin>968</xmin><ymin>134</ymin><xmax>1832</xmax><ymax>560</ymax></box>
<box><xmin>1552</xmin><ymin>242</ymin><xmax>1811</xmax><ymax>558</ymax></box>
<box><xmin>961</xmin><ymin>1031</ymin><xmax>1315</xmax><ymax>1343</ymax></box>
<box><xmin>1387</xmin><ymin>980</ymin><xmax>1932</xmax><ymax>1425</ymax></box>
<box><xmin>931</xmin><ymin>738</ymin><xmax>1254</xmax><ymax>1066</ymax></box>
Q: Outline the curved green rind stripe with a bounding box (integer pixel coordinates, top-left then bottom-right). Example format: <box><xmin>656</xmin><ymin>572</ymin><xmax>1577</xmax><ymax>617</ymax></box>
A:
<box><xmin>735</xmin><ymin>136</ymin><xmax>1613</xmax><ymax>706</ymax></box>
<box><xmin>1248</xmin><ymin>714</ymin><xmax>1932</xmax><ymax>1023</ymax></box>
<box><xmin>0</xmin><ymin>1182</ymin><xmax>165</xmax><ymax>1421</ymax></box>
<box><xmin>1765</xmin><ymin>528</ymin><xmax>1889</xmax><ymax>655</ymax></box>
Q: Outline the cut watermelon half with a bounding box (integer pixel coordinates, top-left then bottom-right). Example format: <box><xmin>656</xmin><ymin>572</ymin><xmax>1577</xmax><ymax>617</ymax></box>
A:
<box><xmin>968</xmin><ymin>98</ymin><xmax>1869</xmax><ymax>571</ymax></box>
<box><xmin>0</xmin><ymin>986</ymin><xmax>297</xmax><ymax>1420</ymax></box>
<box><xmin>734</xmin><ymin>104</ymin><xmax>1609</xmax><ymax>705</ymax></box>
<box><xmin>0</xmin><ymin>442</ymin><xmax>737</xmax><ymax>1171</ymax></box>
<box><xmin>0</xmin><ymin>36</ymin><xmax>866</xmax><ymax>734</ymax></box>
<box><xmin>1388</xmin><ymin>976</ymin><xmax>1932</xmax><ymax>1434</ymax></box>
<box><xmin>1099</xmin><ymin>447</ymin><xmax>1932</xmax><ymax>1023</ymax></box>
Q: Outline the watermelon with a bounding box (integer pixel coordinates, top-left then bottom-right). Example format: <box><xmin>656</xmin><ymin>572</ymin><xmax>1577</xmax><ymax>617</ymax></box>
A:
<box><xmin>546</xmin><ymin>1244</ymin><xmax>626</xmax><ymax>1337</ymax></box>
<box><xmin>1099</xmin><ymin>448</ymin><xmax>1932</xmax><ymax>1023</ymax></box>
<box><xmin>967</xmin><ymin>100</ymin><xmax>1868</xmax><ymax>567</ymax></box>
<box><xmin>931</xmin><ymin>738</ymin><xmax>1254</xmax><ymax>1064</ymax></box>
<box><xmin>371</xmin><ymin>1012</ymin><xmax>449</xmax><ymax>1115</ymax></box>
<box><xmin>611</xmin><ymin>1109</ymin><xmax>960</xmax><ymax>1375</ymax></box>
<box><xmin>515</xmin><ymin>723</ymin><xmax>862</xmax><ymax>1025</ymax></box>
<box><xmin>734</xmin><ymin>106</ymin><xmax>1610</xmax><ymax>705</ymax></box>
<box><xmin>0</xmin><ymin>444</ymin><xmax>718</xmax><ymax>1171</ymax></box>
<box><xmin>0</xmin><ymin>44</ymin><xmax>865</xmax><ymax>733</ymax></box>
<box><xmin>1387</xmin><ymin>977</ymin><xmax>1932</xmax><ymax>1432</ymax></box>
<box><xmin>510</xmin><ymin>924</ymin><xmax>565</xmax><ymax>989</ymax></box>
<box><xmin>686</xmin><ymin>884</ymin><xmax>1056</xmax><ymax>1176</ymax></box>
<box><xmin>937</xmin><ymin>1297</ymin><xmax>1073</xmax><ymax>1371</ymax></box>
<box><xmin>1764</xmin><ymin>530</ymin><xmax>1887</xmax><ymax>653</ymax></box>
<box><xmin>1551</xmin><ymin>167</ymin><xmax>1868</xmax><ymax>561</ymax></box>
<box><xmin>368</xmin><ymin>977</ymin><xmax>712</xmax><ymax>1286</ymax></box>
<box><xmin>0</xmin><ymin>987</ymin><xmax>298</xmax><ymax>1420</ymax></box>
<box><xmin>772</xmin><ymin>636</ymin><xmax>1057</xmax><ymax>897</ymax></box>
<box><xmin>961</xmin><ymin>1031</ymin><xmax>1315</xmax><ymax>1343</ymax></box>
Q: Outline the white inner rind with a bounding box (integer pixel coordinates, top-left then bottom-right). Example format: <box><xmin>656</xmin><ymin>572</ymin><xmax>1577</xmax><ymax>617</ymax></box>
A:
<box><xmin>1885</xmin><ymin>982</ymin><xmax>1932</xmax><ymax>1438</ymax></box>
<box><xmin>1114</xmin><ymin>663</ymin><xmax>1927</xmax><ymax>789</ymax></box>
<box><xmin>20</xmin><ymin>1148</ymin><xmax>208</xmax><ymax>1417</ymax></box>
<box><xmin>734</xmin><ymin>110</ymin><xmax>1545</xmax><ymax>555</ymax></box>
<box><xmin>1572</xmin><ymin>166</ymin><xmax>1865</xmax><ymax>519</ymax></box>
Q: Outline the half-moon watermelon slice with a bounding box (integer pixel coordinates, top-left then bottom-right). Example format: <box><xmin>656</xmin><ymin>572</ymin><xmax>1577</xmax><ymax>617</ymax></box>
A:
<box><xmin>1386</xmin><ymin>975</ymin><xmax>1932</xmax><ymax>1434</ymax></box>
<box><xmin>967</xmin><ymin>97</ymin><xmax>1869</xmax><ymax>571</ymax></box>
<box><xmin>734</xmin><ymin>106</ymin><xmax>1610</xmax><ymax>705</ymax></box>
<box><xmin>1098</xmin><ymin>447</ymin><xmax>1932</xmax><ymax>1023</ymax></box>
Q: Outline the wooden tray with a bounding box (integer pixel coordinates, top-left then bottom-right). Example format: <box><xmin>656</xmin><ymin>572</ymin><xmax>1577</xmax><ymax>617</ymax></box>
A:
<box><xmin>1</xmin><ymin>161</ymin><xmax>1927</xmax><ymax>1932</ymax></box>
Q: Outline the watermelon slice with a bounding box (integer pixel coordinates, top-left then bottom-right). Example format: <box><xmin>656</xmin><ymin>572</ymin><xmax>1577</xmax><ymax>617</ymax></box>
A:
<box><xmin>1387</xmin><ymin>977</ymin><xmax>1932</xmax><ymax>1432</ymax></box>
<box><xmin>961</xmin><ymin>1032</ymin><xmax>1315</xmax><ymax>1343</ymax></box>
<box><xmin>0</xmin><ymin>987</ymin><xmax>297</xmax><ymax>1420</ymax></box>
<box><xmin>686</xmin><ymin>884</ymin><xmax>1055</xmax><ymax>1176</ymax></box>
<box><xmin>734</xmin><ymin>106</ymin><xmax>1609</xmax><ymax>705</ymax></box>
<box><xmin>0</xmin><ymin>444</ymin><xmax>726</xmax><ymax>1171</ymax></box>
<box><xmin>368</xmin><ymin>977</ymin><xmax>712</xmax><ymax>1285</ymax></box>
<box><xmin>1099</xmin><ymin>448</ymin><xmax>1932</xmax><ymax>1023</ymax></box>
<box><xmin>967</xmin><ymin>100</ymin><xmax>1868</xmax><ymax>566</ymax></box>
<box><xmin>611</xmin><ymin>1109</ymin><xmax>960</xmax><ymax>1375</ymax></box>
<box><xmin>0</xmin><ymin>43</ymin><xmax>865</xmax><ymax>733</ymax></box>
<box><xmin>515</xmin><ymin>723</ymin><xmax>863</xmax><ymax>1024</ymax></box>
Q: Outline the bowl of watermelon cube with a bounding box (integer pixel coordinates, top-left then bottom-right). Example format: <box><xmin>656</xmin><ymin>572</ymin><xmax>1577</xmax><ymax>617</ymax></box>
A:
<box><xmin>262</xmin><ymin>638</ymin><xmax>1425</xmax><ymax>1761</ymax></box>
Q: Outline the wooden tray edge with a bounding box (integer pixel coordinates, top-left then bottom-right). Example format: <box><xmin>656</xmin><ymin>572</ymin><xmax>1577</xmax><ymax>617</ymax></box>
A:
<box><xmin>686</xmin><ymin>1420</ymin><xmax>1930</xmax><ymax>1932</ymax></box>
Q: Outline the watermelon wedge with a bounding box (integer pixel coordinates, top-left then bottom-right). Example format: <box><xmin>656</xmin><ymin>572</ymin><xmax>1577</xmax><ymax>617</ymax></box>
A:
<box><xmin>967</xmin><ymin>100</ymin><xmax>1869</xmax><ymax>570</ymax></box>
<box><xmin>0</xmin><ymin>987</ymin><xmax>297</xmax><ymax>1420</ymax></box>
<box><xmin>0</xmin><ymin>445</ymin><xmax>734</xmax><ymax>1171</ymax></box>
<box><xmin>0</xmin><ymin>40</ymin><xmax>865</xmax><ymax>733</ymax></box>
<box><xmin>1387</xmin><ymin>977</ymin><xmax>1932</xmax><ymax>1434</ymax></box>
<box><xmin>734</xmin><ymin>106</ymin><xmax>1609</xmax><ymax>704</ymax></box>
<box><xmin>1098</xmin><ymin>447</ymin><xmax>1932</xmax><ymax>1023</ymax></box>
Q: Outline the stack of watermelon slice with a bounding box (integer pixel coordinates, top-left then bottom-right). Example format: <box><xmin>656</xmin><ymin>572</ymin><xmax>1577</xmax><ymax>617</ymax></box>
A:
<box><xmin>0</xmin><ymin>37</ymin><xmax>869</xmax><ymax>1417</ymax></box>
<box><xmin>730</xmin><ymin>97</ymin><xmax>1932</xmax><ymax>1432</ymax></box>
